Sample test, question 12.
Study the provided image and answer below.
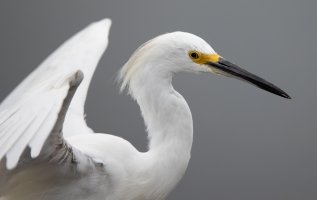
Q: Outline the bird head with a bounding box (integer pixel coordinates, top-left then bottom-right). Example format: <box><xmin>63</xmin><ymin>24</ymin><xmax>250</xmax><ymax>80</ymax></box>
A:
<box><xmin>119</xmin><ymin>32</ymin><xmax>290</xmax><ymax>99</ymax></box>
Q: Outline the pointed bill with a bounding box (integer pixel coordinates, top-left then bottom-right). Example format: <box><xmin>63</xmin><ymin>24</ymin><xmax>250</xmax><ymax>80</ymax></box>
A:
<box><xmin>206</xmin><ymin>56</ymin><xmax>291</xmax><ymax>99</ymax></box>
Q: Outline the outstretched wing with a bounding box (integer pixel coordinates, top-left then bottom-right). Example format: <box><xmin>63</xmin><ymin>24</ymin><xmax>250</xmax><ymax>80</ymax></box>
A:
<box><xmin>0</xmin><ymin>18</ymin><xmax>111</xmax><ymax>169</ymax></box>
<box><xmin>0</xmin><ymin>70</ymin><xmax>86</xmax><ymax>169</ymax></box>
<box><xmin>0</xmin><ymin>18</ymin><xmax>111</xmax><ymax>137</ymax></box>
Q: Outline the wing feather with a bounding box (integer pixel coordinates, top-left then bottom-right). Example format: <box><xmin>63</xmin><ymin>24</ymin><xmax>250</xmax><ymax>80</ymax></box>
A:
<box><xmin>0</xmin><ymin>18</ymin><xmax>111</xmax><ymax>138</ymax></box>
<box><xmin>0</xmin><ymin>18</ymin><xmax>112</xmax><ymax>170</ymax></box>
<box><xmin>0</xmin><ymin>72</ymin><xmax>69</xmax><ymax>168</ymax></box>
<box><xmin>5</xmin><ymin>109</ymin><xmax>49</xmax><ymax>166</ymax></box>
<box><xmin>0</xmin><ymin>69</ymin><xmax>94</xmax><ymax>169</ymax></box>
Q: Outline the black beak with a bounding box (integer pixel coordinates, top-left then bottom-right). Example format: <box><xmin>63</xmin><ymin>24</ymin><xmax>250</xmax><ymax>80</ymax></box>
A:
<box><xmin>207</xmin><ymin>58</ymin><xmax>291</xmax><ymax>99</ymax></box>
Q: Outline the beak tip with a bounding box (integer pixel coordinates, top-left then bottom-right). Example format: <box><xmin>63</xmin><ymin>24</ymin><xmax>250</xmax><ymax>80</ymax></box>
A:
<box><xmin>280</xmin><ymin>92</ymin><xmax>291</xmax><ymax>99</ymax></box>
<box><xmin>285</xmin><ymin>95</ymin><xmax>292</xmax><ymax>99</ymax></box>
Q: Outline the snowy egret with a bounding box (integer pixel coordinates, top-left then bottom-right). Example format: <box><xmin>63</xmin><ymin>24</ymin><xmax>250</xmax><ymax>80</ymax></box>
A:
<box><xmin>0</xmin><ymin>18</ymin><xmax>290</xmax><ymax>200</ymax></box>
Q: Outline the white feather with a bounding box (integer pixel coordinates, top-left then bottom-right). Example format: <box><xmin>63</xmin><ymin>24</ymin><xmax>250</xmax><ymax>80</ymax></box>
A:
<box><xmin>0</xmin><ymin>18</ymin><xmax>112</xmax><ymax>138</ymax></box>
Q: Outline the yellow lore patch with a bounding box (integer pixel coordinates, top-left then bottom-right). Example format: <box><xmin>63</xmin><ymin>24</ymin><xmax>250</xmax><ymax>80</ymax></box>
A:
<box><xmin>188</xmin><ymin>50</ymin><xmax>220</xmax><ymax>65</ymax></box>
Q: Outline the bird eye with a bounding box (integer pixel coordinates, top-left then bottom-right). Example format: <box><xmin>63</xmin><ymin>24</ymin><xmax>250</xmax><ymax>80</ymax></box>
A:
<box><xmin>188</xmin><ymin>50</ymin><xmax>201</xmax><ymax>61</ymax></box>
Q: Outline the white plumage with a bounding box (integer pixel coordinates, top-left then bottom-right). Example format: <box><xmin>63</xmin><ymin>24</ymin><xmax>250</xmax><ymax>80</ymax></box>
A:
<box><xmin>0</xmin><ymin>18</ymin><xmax>289</xmax><ymax>200</ymax></box>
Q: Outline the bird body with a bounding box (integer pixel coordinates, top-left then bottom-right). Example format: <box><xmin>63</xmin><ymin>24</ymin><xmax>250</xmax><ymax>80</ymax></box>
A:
<box><xmin>0</xmin><ymin>18</ymin><xmax>290</xmax><ymax>200</ymax></box>
<box><xmin>1</xmin><ymin>132</ymin><xmax>188</xmax><ymax>200</ymax></box>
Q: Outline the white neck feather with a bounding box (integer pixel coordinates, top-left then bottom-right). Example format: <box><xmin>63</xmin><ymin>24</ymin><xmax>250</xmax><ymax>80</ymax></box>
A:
<box><xmin>128</xmin><ymin>62</ymin><xmax>193</xmax><ymax>198</ymax></box>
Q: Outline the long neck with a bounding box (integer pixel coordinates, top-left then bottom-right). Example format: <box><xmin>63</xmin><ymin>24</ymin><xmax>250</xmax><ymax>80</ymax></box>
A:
<box><xmin>129</xmin><ymin>64</ymin><xmax>193</xmax><ymax>198</ymax></box>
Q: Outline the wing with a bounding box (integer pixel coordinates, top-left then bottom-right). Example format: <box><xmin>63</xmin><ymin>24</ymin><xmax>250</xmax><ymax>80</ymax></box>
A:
<box><xmin>0</xmin><ymin>18</ymin><xmax>111</xmax><ymax>169</ymax></box>
<box><xmin>0</xmin><ymin>70</ymin><xmax>88</xmax><ymax>169</ymax></box>
<box><xmin>0</xmin><ymin>18</ymin><xmax>111</xmax><ymax>137</ymax></box>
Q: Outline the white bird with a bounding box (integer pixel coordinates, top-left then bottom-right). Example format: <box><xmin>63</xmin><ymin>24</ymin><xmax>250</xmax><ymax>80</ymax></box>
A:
<box><xmin>0</xmin><ymin>18</ymin><xmax>290</xmax><ymax>200</ymax></box>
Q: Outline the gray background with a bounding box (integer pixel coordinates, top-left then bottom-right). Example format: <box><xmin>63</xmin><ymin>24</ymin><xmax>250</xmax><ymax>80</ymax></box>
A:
<box><xmin>0</xmin><ymin>0</ymin><xmax>316</xmax><ymax>199</ymax></box>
